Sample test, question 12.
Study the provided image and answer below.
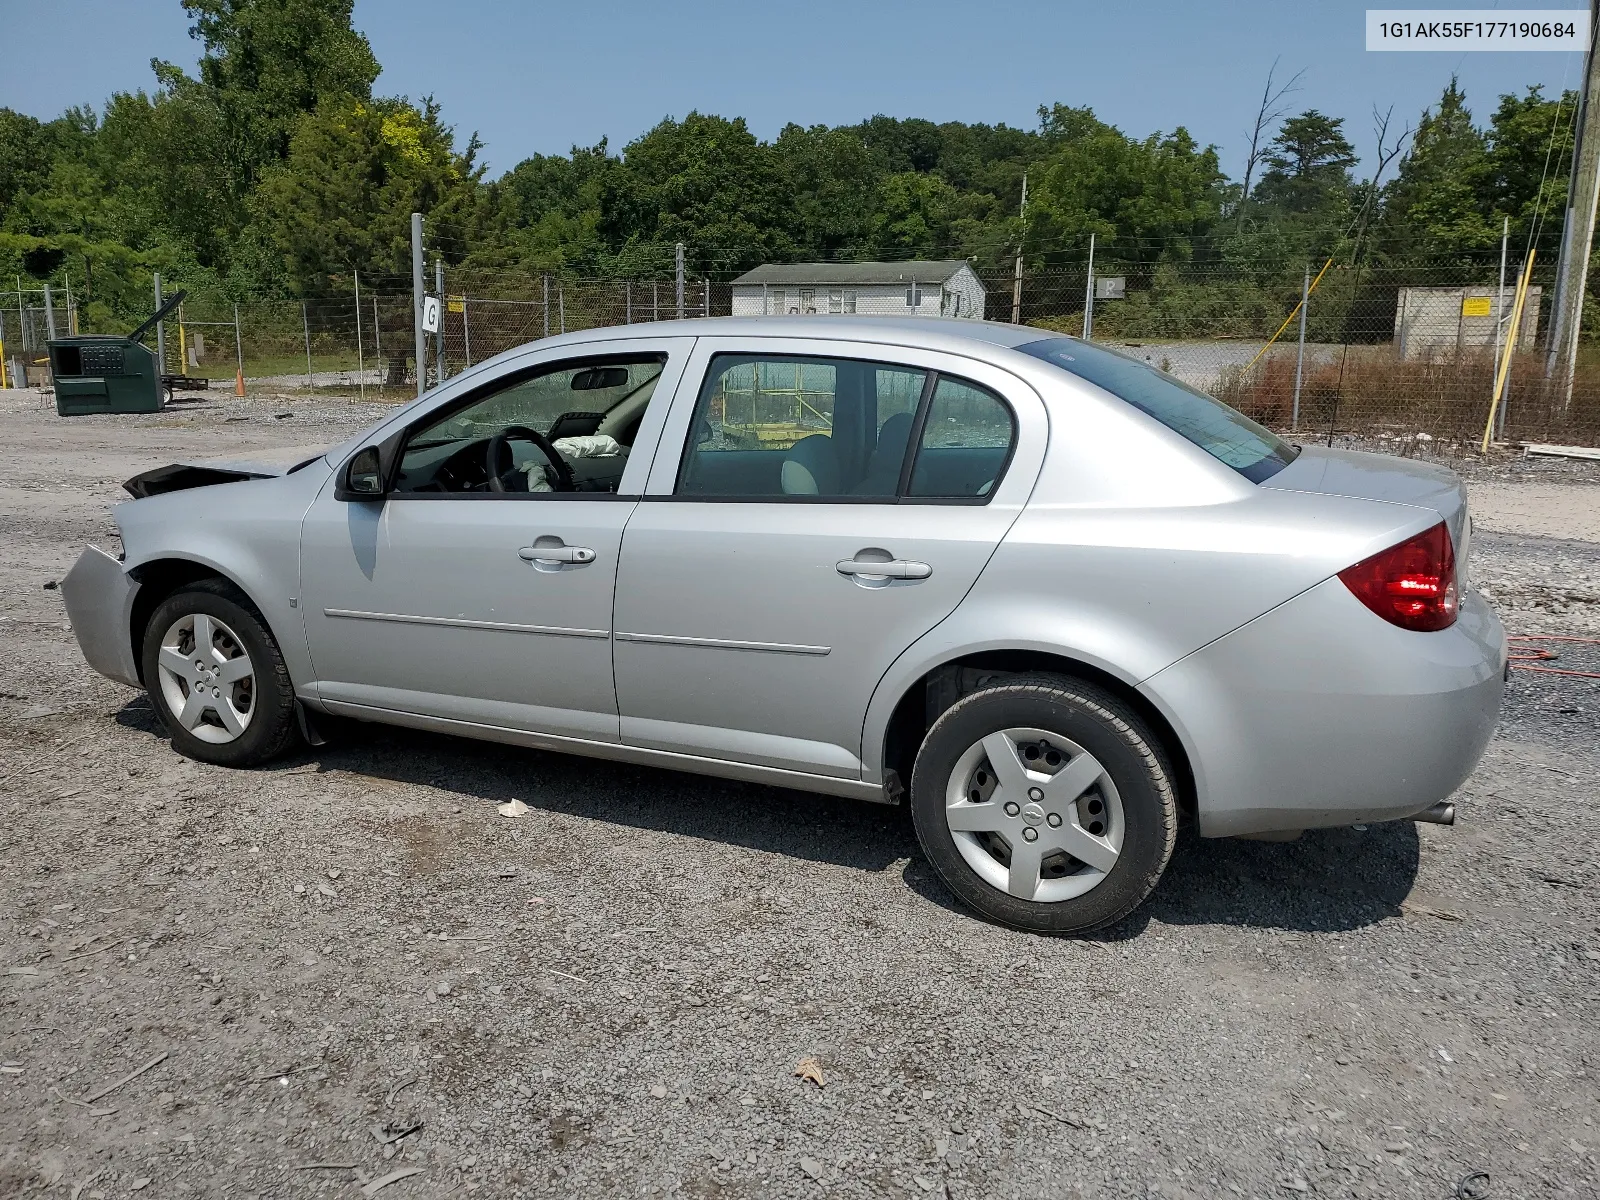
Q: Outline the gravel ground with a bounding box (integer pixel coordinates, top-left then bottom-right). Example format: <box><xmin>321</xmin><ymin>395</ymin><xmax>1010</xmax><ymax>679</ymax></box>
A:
<box><xmin>2</xmin><ymin>388</ymin><xmax>1598</xmax><ymax>1200</ymax></box>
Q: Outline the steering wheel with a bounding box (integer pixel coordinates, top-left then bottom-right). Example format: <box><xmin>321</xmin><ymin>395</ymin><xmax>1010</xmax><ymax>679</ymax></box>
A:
<box><xmin>486</xmin><ymin>425</ymin><xmax>575</xmax><ymax>492</ymax></box>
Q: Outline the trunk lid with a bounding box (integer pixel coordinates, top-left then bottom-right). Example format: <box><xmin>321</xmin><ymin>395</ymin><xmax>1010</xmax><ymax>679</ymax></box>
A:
<box><xmin>1261</xmin><ymin>445</ymin><xmax>1471</xmax><ymax>577</ymax></box>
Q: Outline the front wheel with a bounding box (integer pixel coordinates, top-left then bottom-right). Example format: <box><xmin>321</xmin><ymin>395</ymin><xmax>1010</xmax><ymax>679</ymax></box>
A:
<box><xmin>910</xmin><ymin>675</ymin><xmax>1178</xmax><ymax>935</ymax></box>
<box><xmin>141</xmin><ymin>580</ymin><xmax>298</xmax><ymax>767</ymax></box>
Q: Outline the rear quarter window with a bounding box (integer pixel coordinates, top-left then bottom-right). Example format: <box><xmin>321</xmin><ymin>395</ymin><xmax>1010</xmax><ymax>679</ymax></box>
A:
<box><xmin>1016</xmin><ymin>337</ymin><xmax>1297</xmax><ymax>483</ymax></box>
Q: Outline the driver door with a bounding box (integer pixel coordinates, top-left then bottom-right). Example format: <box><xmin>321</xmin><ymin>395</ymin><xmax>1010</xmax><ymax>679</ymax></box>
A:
<box><xmin>298</xmin><ymin>340</ymin><xmax>691</xmax><ymax>741</ymax></box>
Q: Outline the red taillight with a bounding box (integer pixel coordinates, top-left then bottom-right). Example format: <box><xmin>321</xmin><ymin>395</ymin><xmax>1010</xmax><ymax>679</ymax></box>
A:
<box><xmin>1338</xmin><ymin>522</ymin><xmax>1458</xmax><ymax>632</ymax></box>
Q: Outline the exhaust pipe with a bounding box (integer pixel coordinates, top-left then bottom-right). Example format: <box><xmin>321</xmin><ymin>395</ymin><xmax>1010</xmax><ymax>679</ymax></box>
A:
<box><xmin>1414</xmin><ymin>801</ymin><xmax>1455</xmax><ymax>826</ymax></box>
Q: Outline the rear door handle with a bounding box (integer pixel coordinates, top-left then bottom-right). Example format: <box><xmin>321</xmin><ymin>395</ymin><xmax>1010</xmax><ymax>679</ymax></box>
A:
<box><xmin>519</xmin><ymin>544</ymin><xmax>596</xmax><ymax>565</ymax></box>
<box><xmin>836</xmin><ymin>558</ymin><xmax>931</xmax><ymax>580</ymax></box>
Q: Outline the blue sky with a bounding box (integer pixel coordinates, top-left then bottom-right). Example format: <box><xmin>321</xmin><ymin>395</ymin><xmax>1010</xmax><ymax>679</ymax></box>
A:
<box><xmin>0</xmin><ymin>0</ymin><xmax>1586</xmax><ymax>179</ymax></box>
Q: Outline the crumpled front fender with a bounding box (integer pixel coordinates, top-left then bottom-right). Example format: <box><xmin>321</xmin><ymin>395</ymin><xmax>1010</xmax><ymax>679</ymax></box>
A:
<box><xmin>61</xmin><ymin>545</ymin><xmax>142</xmax><ymax>688</ymax></box>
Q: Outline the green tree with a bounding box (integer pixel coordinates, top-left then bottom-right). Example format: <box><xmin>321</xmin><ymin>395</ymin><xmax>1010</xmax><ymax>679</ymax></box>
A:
<box><xmin>252</xmin><ymin>96</ymin><xmax>480</xmax><ymax>294</ymax></box>
<box><xmin>1027</xmin><ymin>104</ymin><xmax>1224</xmax><ymax>262</ymax></box>
<box><xmin>1252</xmin><ymin>110</ymin><xmax>1357</xmax><ymax>219</ymax></box>
<box><xmin>1483</xmin><ymin>84</ymin><xmax>1577</xmax><ymax>244</ymax></box>
<box><xmin>1380</xmin><ymin>80</ymin><xmax>1495</xmax><ymax>256</ymax></box>
<box><xmin>159</xmin><ymin>0</ymin><xmax>379</xmax><ymax>206</ymax></box>
<box><xmin>600</xmin><ymin>113</ymin><xmax>791</xmax><ymax>272</ymax></box>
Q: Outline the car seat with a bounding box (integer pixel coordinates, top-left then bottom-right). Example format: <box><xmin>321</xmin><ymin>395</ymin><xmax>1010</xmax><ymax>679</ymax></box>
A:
<box><xmin>850</xmin><ymin>412</ymin><xmax>914</xmax><ymax>495</ymax></box>
<box><xmin>780</xmin><ymin>435</ymin><xmax>842</xmax><ymax>495</ymax></box>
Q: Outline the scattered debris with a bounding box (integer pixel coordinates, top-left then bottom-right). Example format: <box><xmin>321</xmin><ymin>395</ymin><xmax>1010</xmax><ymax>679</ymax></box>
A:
<box><xmin>130</xmin><ymin>1178</ymin><xmax>151</xmax><ymax>1191</ymax></box>
<box><xmin>243</xmin><ymin>1063</ymin><xmax>318</xmax><ymax>1085</ymax></box>
<box><xmin>793</xmin><ymin>1056</ymin><xmax>827</xmax><ymax>1088</ymax></box>
<box><xmin>1455</xmin><ymin>1172</ymin><xmax>1491</xmax><ymax>1200</ymax></box>
<box><xmin>62</xmin><ymin>939</ymin><xmax>124</xmax><ymax>962</ymax></box>
<box><xmin>1400</xmin><ymin>900</ymin><xmax>1463</xmax><ymax>922</ymax></box>
<box><xmin>49</xmin><ymin>1086</ymin><xmax>115</xmax><ymax>1115</ymax></box>
<box><xmin>1030</xmin><ymin>1103</ymin><xmax>1090</xmax><ymax>1129</ymax></box>
<box><xmin>497</xmin><ymin>798</ymin><xmax>529</xmax><ymax>818</ymax></box>
<box><xmin>361</xmin><ymin>1166</ymin><xmax>425</xmax><ymax>1196</ymax></box>
<box><xmin>544</xmin><ymin>967</ymin><xmax>585</xmax><ymax>983</ymax></box>
<box><xmin>82</xmin><ymin>1050</ymin><xmax>168</xmax><ymax>1103</ymax></box>
<box><xmin>649</xmin><ymin>1084</ymin><xmax>668</xmax><ymax>1099</ymax></box>
<box><xmin>7</xmin><ymin>965</ymin><xmax>40</xmax><ymax>976</ymax></box>
<box><xmin>1521</xmin><ymin>442</ymin><xmax>1600</xmax><ymax>461</ymax></box>
<box><xmin>42</xmin><ymin>580</ymin><xmax>59</xmax><ymax>590</ymax></box>
<box><xmin>69</xmin><ymin>1170</ymin><xmax>104</xmax><ymax>1200</ymax></box>
<box><xmin>293</xmin><ymin>1162</ymin><xmax>357</xmax><ymax>1171</ymax></box>
<box><xmin>799</xmin><ymin>1156</ymin><xmax>825</xmax><ymax>1180</ymax></box>
<box><xmin>370</xmin><ymin>1121</ymin><xmax>423</xmax><ymax>1146</ymax></box>
<box><xmin>385</xmin><ymin>1076</ymin><xmax>418</xmax><ymax>1107</ymax></box>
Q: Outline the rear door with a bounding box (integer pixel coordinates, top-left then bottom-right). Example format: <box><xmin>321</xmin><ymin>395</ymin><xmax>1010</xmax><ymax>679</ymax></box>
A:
<box><xmin>612</xmin><ymin>336</ymin><xmax>1047</xmax><ymax>778</ymax></box>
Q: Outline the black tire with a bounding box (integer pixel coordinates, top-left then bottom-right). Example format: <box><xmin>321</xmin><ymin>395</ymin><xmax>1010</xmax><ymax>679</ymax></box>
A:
<box><xmin>909</xmin><ymin>674</ymin><xmax>1177</xmax><ymax>935</ymax></box>
<box><xmin>140</xmin><ymin>579</ymin><xmax>298</xmax><ymax>767</ymax></box>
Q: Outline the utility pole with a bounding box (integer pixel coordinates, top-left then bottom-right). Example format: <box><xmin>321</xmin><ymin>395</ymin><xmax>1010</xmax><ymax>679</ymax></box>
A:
<box><xmin>1544</xmin><ymin>0</ymin><xmax>1600</xmax><ymax>410</ymax></box>
<box><xmin>153</xmin><ymin>273</ymin><xmax>166</xmax><ymax>375</ymax></box>
<box><xmin>675</xmin><ymin>243</ymin><xmax>685</xmax><ymax>319</ymax></box>
<box><xmin>354</xmin><ymin>268</ymin><xmax>366</xmax><ymax>403</ymax></box>
<box><xmin>411</xmin><ymin>212</ymin><xmax>426</xmax><ymax>399</ymax></box>
<box><xmin>435</xmin><ymin>257</ymin><xmax>445</xmax><ymax>381</ymax></box>
<box><xmin>43</xmin><ymin>283</ymin><xmax>56</xmax><ymax>341</ymax></box>
<box><xmin>1011</xmin><ymin>173</ymin><xmax>1028</xmax><ymax>324</ymax></box>
<box><xmin>1292</xmin><ymin>263</ymin><xmax>1310</xmax><ymax>429</ymax></box>
<box><xmin>1494</xmin><ymin>217</ymin><xmax>1511</xmax><ymax>439</ymax></box>
<box><xmin>1081</xmin><ymin>234</ymin><xmax>1097</xmax><ymax>340</ymax></box>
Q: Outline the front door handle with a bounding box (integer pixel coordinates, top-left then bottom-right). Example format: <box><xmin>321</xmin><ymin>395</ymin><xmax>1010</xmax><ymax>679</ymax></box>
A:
<box><xmin>519</xmin><ymin>543</ymin><xmax>596</xmax><ymax>566</ymax></box>
<box><xmin>836</xmin><ymin>558</ymin><xmax>932</xmax><ymax>580</ymax></box>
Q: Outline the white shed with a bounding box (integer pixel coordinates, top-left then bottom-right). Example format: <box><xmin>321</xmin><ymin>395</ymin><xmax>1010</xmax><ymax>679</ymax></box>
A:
<box><xmin>730</xmin><ymin>261</ymin><xmax>987</xmax><ymax>320</ymax></box>
<box><xmin>1394</xmin><ymin>285</ymin><xmax>1541</xmax><ymax>360</ymax></box>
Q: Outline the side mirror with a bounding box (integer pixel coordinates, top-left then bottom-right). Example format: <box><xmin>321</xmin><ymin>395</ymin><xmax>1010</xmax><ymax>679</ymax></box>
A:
<box><xmin>336</xmin><ymin>444</ymin><xmax>388</xmax><ymax>501</ymax></box>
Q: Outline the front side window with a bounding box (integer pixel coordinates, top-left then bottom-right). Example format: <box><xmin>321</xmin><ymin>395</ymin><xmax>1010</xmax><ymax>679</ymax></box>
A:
<box><xmin>393</xmin><ymin>355</ymin><xmax>664</xmax><ymax>495</ymax></box>
<box><xmin>675</xmin><ymin>353</ymin><xmax>1015</xmax><ymax>502</ymax></box>
<box><xmin>1016</xmin><ymin>337</ymin><xmax>1297</xmax><ymax>482</ymax></box>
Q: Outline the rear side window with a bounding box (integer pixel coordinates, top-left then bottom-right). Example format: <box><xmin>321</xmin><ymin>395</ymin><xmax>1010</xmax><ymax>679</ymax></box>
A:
<box><xmin>1016</xmin><ymin>337</ymin><xmax>1297</xmax><ymax>483</ymax></box>
<box><xmin>907</xmin><ymin>377</ymin><xmax>1015</xmax><ymax>499</ymax></box>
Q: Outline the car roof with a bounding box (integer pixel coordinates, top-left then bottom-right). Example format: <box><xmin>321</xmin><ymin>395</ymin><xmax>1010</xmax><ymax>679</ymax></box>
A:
<box><xmin>538</xmin><ymin>315</ymin><xmax>1057</xmax><ymax>355</ymax></box>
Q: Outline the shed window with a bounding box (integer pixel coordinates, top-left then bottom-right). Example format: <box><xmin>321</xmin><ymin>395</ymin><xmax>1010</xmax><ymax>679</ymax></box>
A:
<box><xmin>905</xmin><ymin>284</ymin><xmax>922</xmax><ymax>309</ymax></box>
<box><xmin>844</xmin><ymin>290</ymin><xmax>857</xmax><ymax>313</ymax></box>
<box><xmin>828</xmin><ymin>289</ymin><xmax>843</xmax><ymax>314</ymax></box>
<box><xmin>770</xmin><ymin>289</ymin><xmax>785</xmax><ymax>316</ymax></box>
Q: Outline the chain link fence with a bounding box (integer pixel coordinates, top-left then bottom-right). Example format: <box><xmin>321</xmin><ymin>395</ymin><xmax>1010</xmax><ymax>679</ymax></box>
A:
<box><xmin>16</xmin><ymin>256</ymin><xmax>1600</xmax><ymax>447</ymax></box>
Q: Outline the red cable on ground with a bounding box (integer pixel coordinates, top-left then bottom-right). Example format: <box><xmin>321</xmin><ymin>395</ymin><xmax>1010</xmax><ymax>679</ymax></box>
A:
<box><xmin>1507</xmin><ymin>635</ymin><xmax>1600</xmax><ymax>679</ymax></box>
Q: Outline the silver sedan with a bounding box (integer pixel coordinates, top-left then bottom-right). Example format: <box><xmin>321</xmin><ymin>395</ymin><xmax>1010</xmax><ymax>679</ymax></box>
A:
<box><xmin>61</xmin><ymin>317</ymin><xmax>1506</xmax><ymax>934</ymax></box>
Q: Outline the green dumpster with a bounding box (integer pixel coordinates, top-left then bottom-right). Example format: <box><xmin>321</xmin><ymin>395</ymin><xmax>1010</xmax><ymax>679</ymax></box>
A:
<box><xmin>49</xmin><ymin>335</ymin><xmax>161</xmax><ymax>415</ymax></box>
<box><xmin>48</xmin><ymin>288</ymin><xmax>186</xmax><ymax>417</ymax></box>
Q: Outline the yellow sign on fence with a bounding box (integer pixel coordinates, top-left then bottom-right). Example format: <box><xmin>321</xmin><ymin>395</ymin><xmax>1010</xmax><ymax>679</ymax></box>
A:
<box><xmin>447</xmin><ymin>298</ymin><xmax>465</xmax><ymax>314</ymax></box>
<box><xmin>1461</xmin><ymin>296</ymin><xmax>1492</xmax><ymax>318</ymax></box>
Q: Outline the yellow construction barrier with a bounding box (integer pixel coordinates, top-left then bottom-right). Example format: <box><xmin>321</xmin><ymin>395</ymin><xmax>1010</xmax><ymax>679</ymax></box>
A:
<box><xmin>1481</xmin><ymin>250</ymin><xmax>1536</xmax><ymax>454</ymax></box>
<box><xmin>1242</xmin><ymin>257</ymin><xmax>1336</xmax><ymax>376</ymax></box>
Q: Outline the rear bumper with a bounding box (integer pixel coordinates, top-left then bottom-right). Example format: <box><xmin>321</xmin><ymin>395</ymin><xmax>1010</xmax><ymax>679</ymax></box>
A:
<box><xmin>61</xmin><ymin>545</ymin><xmax>142</xmax><ymax>688</ymax></box>
<box><xmin>1142</xmin><ymin>579</ymin><xmax>1506</xmax><ymax>837</ymax></box>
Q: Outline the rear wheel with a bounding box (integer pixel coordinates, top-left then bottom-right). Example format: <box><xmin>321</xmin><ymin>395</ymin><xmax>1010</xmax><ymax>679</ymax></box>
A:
<box><xmin>910</xmin><ymin>675</ymin><xmax>1177</xmax><ymax>935</ymax></box>
<box><xmin>141</xmin><ymin>581</ymin><xmax>297</xmax><ymax>767</ymax></box>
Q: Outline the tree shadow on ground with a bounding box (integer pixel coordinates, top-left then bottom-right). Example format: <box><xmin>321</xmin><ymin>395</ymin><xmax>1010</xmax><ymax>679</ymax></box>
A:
<box><xmin>115</xmin><ymin>699</ymin><xmax>1420</xmax><ymax>936</ymax></box>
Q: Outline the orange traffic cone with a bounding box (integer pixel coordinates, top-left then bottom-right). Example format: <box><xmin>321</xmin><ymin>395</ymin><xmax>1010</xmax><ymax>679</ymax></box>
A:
<box><xmin>235</xmin><ymin>369</ymin><xmax>246</xmax><ymax>398</ymax></box>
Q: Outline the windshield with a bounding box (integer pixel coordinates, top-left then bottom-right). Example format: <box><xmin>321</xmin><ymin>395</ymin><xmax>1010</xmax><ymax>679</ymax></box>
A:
<box><xmin>1016</xmin><ymin>337</ymin><xmax>1297</xmax><ymax>483</ymax></box>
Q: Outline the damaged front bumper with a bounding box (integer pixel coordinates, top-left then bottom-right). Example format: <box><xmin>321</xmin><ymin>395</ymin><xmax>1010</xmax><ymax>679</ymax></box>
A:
<box><xmin>61</xmin><ymin>546</ymin><xmax>142</xmax><ymax>688</ymax></box>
